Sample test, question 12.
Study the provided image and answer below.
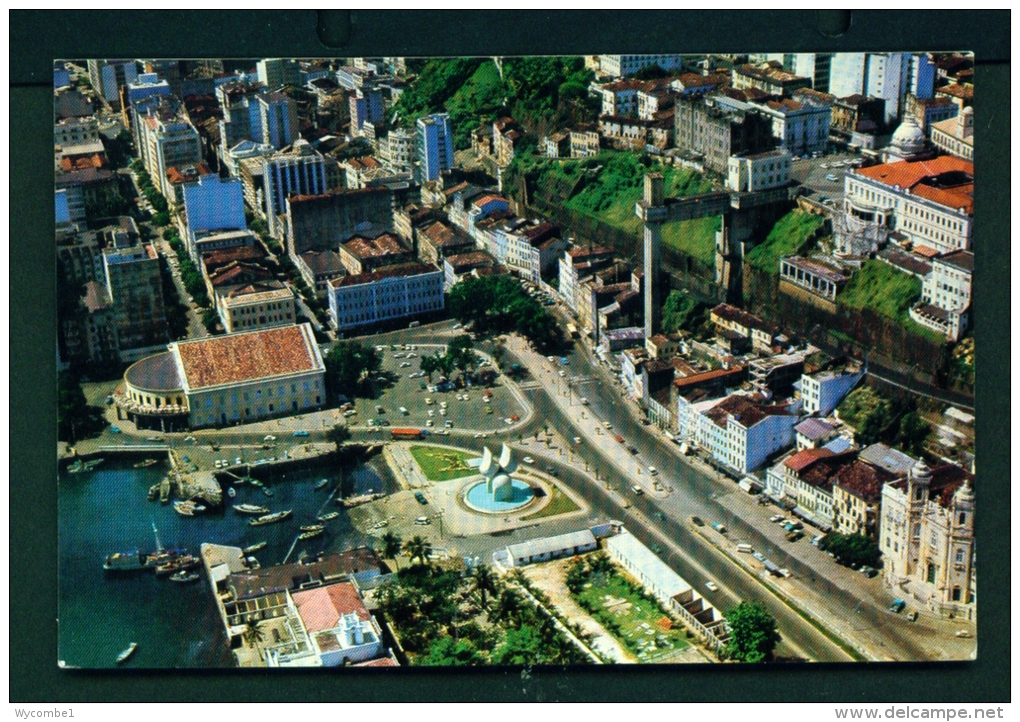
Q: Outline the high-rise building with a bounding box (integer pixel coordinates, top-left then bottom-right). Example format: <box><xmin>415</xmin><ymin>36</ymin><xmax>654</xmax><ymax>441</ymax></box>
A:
<box><xmin>217</xmin><ymin>81</ymin><xmax>266</xmax><ymax>160</ymax></box>
<box><xmin>102</xmin><ymin>243</ymin><xmax>168</xmax><ymax>360</ymax></box>
<box><xmin>182</xmin><ymin>175</ymin><xmax>247</xmax><ymax>255</ymax></box>
<box><xmin>783</xmin><ymin>53</ymin><xmax>833</xmax><ymax>94</ymax></box>
<box><xmin>256</xmin><ymin>58</ymin><xmax>301</xmax><ymax>90</ymax></box>
<box><xmin>258</xmin><ymin>91</ymin><xmax>300</xmax><ymax>149</ymax></box>
<box><xmin>87</xmin><ymin>59</ymin><xmax>138</xmax><ymax>109</ymax></box>
<box><xmin>135</xmin><ymin>96</ymin><xmax>203</xmax><ymax>198</ymax></box>
<box><xmin>262</xmin><ymin>141</ymin><xmax>328</xmax><ymax>237</ymax></box>
<box><xmin>415</xmin><ymin>113</ymin><xmax>454</xmax><ymax>183</ymax></box>
<box><xmin>830</xmin><ymin>52</ymin><xmax>913</xmax><ymax>124</ymax></box>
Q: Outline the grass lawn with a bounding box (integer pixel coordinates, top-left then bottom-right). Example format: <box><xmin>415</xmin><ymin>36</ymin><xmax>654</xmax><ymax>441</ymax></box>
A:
<box><xmin>836</xmin><ymin>259</ymin><xmax>944</xmax><ymax>341</ymax></box>
<box><xmin>745</xmin><ymin>210</ymin><xmax>825</xmax><ymax>274</ymax></box>
<box><xmin>660</xmin><ymin>216</ymin><xmax>720</xmax><ymax>266</ymax></box>
<box><xmin>574</xmin><ymin>569</ymin><xmax>689</xmax><ymax>661</ymax></box>
<box><xmin>408</xmin><ymin>445</ymin><xmax>478</xmax><ymax>481</ymax></box>
<box><xmin>520</xmin><ymin>483</ymin><xmax>579</xmax><ymax>520</ymax></box>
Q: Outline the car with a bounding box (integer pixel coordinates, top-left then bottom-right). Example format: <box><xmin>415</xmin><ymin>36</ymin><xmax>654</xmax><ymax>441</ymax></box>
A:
<box><xmin>631</xmin><ymin>485</ymin><xmax>644</xmax><ymax>495</ymax></box>
<box><xmin>775</xmin><ymin>518</ymin><xmax>788</xmax><ymax>526</ymax></box>
<box><xmin>906</xmin><ymin>611</ymin><xmax>919</xmax><ymax>622</ymax></box>
<box><xmin>406</xmin><ymin>352</ymin><xmax>417</xmax><ymax>358</ymax></box>
<box><xmin>647</xmin><ymin>466</ymin><xmax>658</xmax><ymax>476</ymax></box>
<box><xmin>705</xmin><ymin>581</ymin><xmax>719</xmax><ymax>592</ymax></box>
<box><xmin>504</xmin><ymin>418</ymin><xmax>514</xmax><ymax>425</ymax></box>
<box><xmin>292</xmin><ymin>430</ymin><xmax>310</xmax><ymax>437</ymax></box>
<box><xmin>473</xmin><ymin>432</ymin><xmax>484</xmax><ymax>438</ymax></box>
<box><xmin>825</xmin><ymin>173</ymin><xmax>838</xmax><ymax>182</ymax></box>
<box><xmin>438</xmin><ymin>429</ymin><xmax>450</xmax><ymax>435</ymax></box>
<box><xmin>439</xmin><ymin>409</ymin><xmax>447</xmax><ymax>416</ymax></box>
<box><xmin>579</xmin><ymin>397</ymin><xmax>589</xmax><ymax>405</ymax></box>
<box><xmin>691</xmin><ymin>516</ymin><xmax>705</xmax><ymax>527</ymax></box>
<box><xmin>860</xmin><ymin>566</ymin><xmax>878</xmax><ymax>578</ymax></box>
<box><xmin>547</xmin><ymin>356</ymin><xmax>556</xmax><ymax>363</ymax></box>
<box><xmin>235</xmin><ymin>457</ymin><xmax>242</xmax><ymax>465</ymax></box>
<box><xmin>185</xmin><ymin>435</ymin><xmax>197</xmax><ymax>443</ymax></box>
<box><xmin>811</xmin><ymin>535</ymin><xmax>824</xmax><ymax>546</ymax></box>
<box><xmin>444</xmin><ymin>420</ymin><xmax>453</xmax><ymax>428</ymax></box>
<box><xmin>109</xmin><ymin>426</ymin><xmax>121</xmax><ymax>434</ymax></box>
<box><xmin>414</xmin><ymin>492</ymin><xmax>428</xmax><ymax>505</ymax></box>
<box><xmin>889</xmin><ymin>599</ymin><xmax>906</xmax><ymax>614</ymax></box>
<box><xmin>786</xmin><ymin>530</ymin><xmax>804</xmax><ymax>542</ymax></box>
<box><xmin>400</xmin><ymin>362</ymin><xmax>412</xmax><ymax>368</ymax></box>
<box><xmin>603</xmin><ymin>421</ymin><xmax>612</xmax><ymax>429</ymax></box>
<box><xmin>425</xmin><ymin>420</ymin><xmax>434</xmax><ymax>427</ymax></box>
<box><xmin>414</xmin><ymin>516</ymin><xmax>431</xmax><ymax>525</ymax></box>
<box><xmin>522</xmin><ymin>456</ymin><xmax>535</xmax><ymax>464</ymax></box>
<box><xmin>752</xmin><ymin>552</ymin><xmax>766</xmax><ymax>562</ymax></box>
<box><xmin>711</xmin><ymin>522</ymin><xmax>727</xmax><ymax>534</ymax></box>
<box><xmin>452</xmin><ymin>323</ymin><xmax>462</xmax><ymax>330</ymax></box>
<box><xmin>769</xmin><ymin>514</ymin><xmax>783</xmax><ymax>523</ymax></box>
<box><xmin>510</xmin><ymin>414</ymin><xmax>519</xmax><ymax>421</ymax></box>
<box><xmin>778</xmin><ymin>568</ymin><xmax>792</xmax><ymax>578</ymax></box>
<box><xmin>613</xmin><ymin>434</ymin><xmax>625</xmax><ymax>444</ymax></box>
<box><xmin>462</xmin><ymin>395</ymin><xmax>470</xmax><ymax>401</ymax></box>
<box><xmin>366</xmin><ymin>418</ymin><xmax>375</xmax><ymax>427</ymax></box>
<box><xmin>378</xmin><ymin>419</ymin><xmax>390</xmax><ymax>427</ymax></box>
<box><xmin>485</xmin><ymin>406</ymin><xmax>494</xmax><ymax>415</ymax></box>
<box><xmin>560</xmin><ymin>357</ymin><xmax>569</xmax><ymax>365</ymax></box>
<box><xmin>558</xmin><ymin>370</ymin><xmax>566</xmax><ymax>377</ymax></box>
<box><xmin>573</xmin><ymin>436</ymin><xmax>582</xmax><ymax>445</ymax></box>
<box><xmin>820</xmin><ymin>163</ymin><xmax>830</xmax><ymax>169</ymax></box>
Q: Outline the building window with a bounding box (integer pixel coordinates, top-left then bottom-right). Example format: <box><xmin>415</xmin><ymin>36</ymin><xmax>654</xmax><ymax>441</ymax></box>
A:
<box><xmin>955</xmin><ymin>548</ymin><xmax>965</xmax><ymax>564</ymax></box>
<box><xmin>926</xmin><ymin>563</ymin><xmax>936</xmax><ymax>584</ymax></box>
<box><xmin>951</xmin><ymin>586</ymin><xmax>961</xmax><ymax>602</ymax></box>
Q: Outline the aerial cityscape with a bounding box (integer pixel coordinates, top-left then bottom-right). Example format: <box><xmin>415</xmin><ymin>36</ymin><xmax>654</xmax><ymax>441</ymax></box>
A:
<box><xmin>56</xmin><ymin>52</ymin><xmax>976</xmax><ymax>669</ymax></box>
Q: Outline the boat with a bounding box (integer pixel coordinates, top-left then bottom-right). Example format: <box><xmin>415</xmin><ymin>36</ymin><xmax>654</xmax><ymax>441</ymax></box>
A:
<box><xmin>155</xmin><ymin>554</ymin><xmax>199</xmax><ymax>575</ymax></box>
<box><xmin>298</xmin><ymin>528</ymin><xmax>324</xmax><ymax>540</ymax></box>
<box><xmin>314</xmin><ymin>479</ymin><xmax>329</xmax><ymax>491</ymax></box>
<box><xmin>262</xmin><ymin>487</ymin><xmax>275</xmax><ymax>497</ymax></box>
<box><xmin>173</xmin><ymin>500</ymin><xmax>206</xmax><ymax>516</ymax></box>
<box><xmin>249</xmin><ymin>510</ymin><xmax>292</xmax><ymax>527</ymax></box>
<box><xmin>245</xmin><ymin>556</ymin><xmax>261</xmax><ymax>570</ymax></box>
<box><xmin>134</xmin><ymin>458</ymin><xmax>159</xmax><ymax>468</ymax></box>
<box><xmin>83</xmin><ymin>458</ymin><xmax>105</xmax><ymax>471</ymax></box>
<box><xmin>249</xmin><ymin>479</ymin><xmax>264</xmax><ymax>488</ymax></box>
<box><xmin>116</xmin><ymin>642</ymin><xmax>138</xmax><ymax>664</ymax></box>
<box><xmin>233</xmin><ymin>503</ymin><xmax>270</xmax><ymax>515</ymax></box>
<box><xmin>103</xmin><ymin>551</ymin><xmax>152</xmax><ymax>572</ymax></box>
<box><xmin>147</xmin><ymin>484</ymin><xmax>160</xmax><ymax>501</ymax></box>
<box><xmin>316</xmin><ymin>512</ymin><xmax>339</xmax><ymax>522</ymax></box>
<box><xmin>227</xmin><ymin>487</ymin><xmax>236</xmax><ymax>498</ymax></box>
<box><xmin>169</xmin><ymin>570</ymin><xmax>200</xmax><ymax>583</ymax></box>
<box><xmin>159</xmin><ymin>478</ymin><xmax>171</xmax><ymax>504</ymax></box>
<box><xmin>67</xmin><ymin>460</ymin><xmax>84</xmax><ymax>474</ymax></box>
<box><xmin>243</xmin><ymin>541</ymin><xmax>267</xmax><ymax>554</ymax></box>
<box><xmin>371</xmin><ymin>519</ymin><xmax>389</xmax><ymax>530</ymax></box>
<box><xmin>299</xmin><ymin>524</ymin><xmax>324</xmax><ymax>533</ymax></box>
<box><xmin>339</xmin><ymin>492</ymin><xmax>385</xmax><ymax>508</ymax></box>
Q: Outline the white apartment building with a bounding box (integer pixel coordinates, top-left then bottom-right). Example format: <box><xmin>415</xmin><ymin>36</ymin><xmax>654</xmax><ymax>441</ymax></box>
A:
<box><xmin>598</xmin><ymin>55</ymin><xmax>685</xmax><ymax>78</ymax></box>
<box><xmin>692</xmin><ymin>394</ymin><xmax>798</xmax><ymax>475</ymax></box>
<box><xmin>327</xmin><ymin>262</ymin><xmax>444</xmax><ymax>332</ymax></box>
<box><xmin>220</xmin><ymin>285</ymin><xmax>296</xmax><ymax>334</ymax></box>
<box><xmin>137</xmin><ymin>101</ymin><xmax>203</xmax><ymax>199</ymax></box>
<box><xmin>931</xmin><ymin>107</ymin><xmax>974</xmax><ymax>161</ymax></box>
<box><xmin>910</xmin><ymin>249</ymin><xmax>973</xmax><ymax>341</ymax></box>
<box><xmin>55</xmin><ymin>116</ymin><xmax>100</xmax><ymax>147</ymax></box>
<box><xmin>841</xmin><ymin>156</ymin><xmax>973</xmax><ymax>255</ymax></box>
<box><xmin>800</xmin><ymin>364</ymin><xmax>864</xmax><ymax>416</ymax></box>
<box><xmin>726</xmin><ymin>149</ymin><xmax>792</xmax><ymax>193</ymax></box>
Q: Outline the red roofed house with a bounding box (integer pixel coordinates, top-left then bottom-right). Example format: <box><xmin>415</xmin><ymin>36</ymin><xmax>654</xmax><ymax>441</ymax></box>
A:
<box><xmin>338</xmin><ymin>232</ymin><xmax>413</xmax><ymax>275</ymax></box>
<box><xmin>880</xmin><ymin>459</ymin><xmax>975</xmax><ymax>618</ymax></box>
<box><xmin>832</xmin><ymin>460</ymin><xmax>896</xmax><ymax>538</ymax></box>
<box><xmin>692</xmin><ymin>394</ymin><xmax>798</xmax><ymax>474</ymax></box>
<box><xmin>159</xmin><ymin>322</ymin><xmax>325</xmax><ymax>428</ymax></box>
<box><xmin>285</xmin><ymin>581</ymin><xmax>387</xmax><ymax>667</ymax></box>
<box><xmin>840</xmin><ymin>156</ymin><xmax>973</xmax><ymax>256</ymax></box>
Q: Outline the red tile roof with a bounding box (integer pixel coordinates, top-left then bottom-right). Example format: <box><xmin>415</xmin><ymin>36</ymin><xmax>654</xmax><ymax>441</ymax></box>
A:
<box><xmin>208</xmin><ymin>261</ymin><xmax>274</xmax><ymax>288</ymax></box>
<box><xmin>705</xmin><ymin>394</ymin><xmax>790</xmax><ymax>429</ymax></box>
<box><xmin>420</xmin><ymin>220</ymin><xmax>472</xmax><ymax>248</ymax></box>
<box><xmin>935</xmin><ymin>83</ymin><xmax>974</xmax><ymax>100</ymax></box>
<box><xmin>328</xmin><ymin>262</ymin><xmax>440</xmax><ymax>288</ymax></box>
<box><xmin>292</xmin><ymin>581</ymin><xmax>371</xmax><ymax>633</ymax></box>
<box><xmin>354</xmin><ymin>656</ymin><xmax>399</xmax><ymax>667</ymax></box>
<box><xmin>342</xmin><ymin>233</ymin><xmax>408</xmax><ymax>259</ymax></box>
<box><xmin>201</xmin><ymin>245</ymin><xmax>266</xmax><ymax>273</ymax></box>
<box><xmin>853</xmin><ymin>157</ymin><xmax>973</xmax><ymax>214</ymax></box>
<box><xmin>175</xmin><ymin>323</ymin><xmax>319</xmax><ymax>390</ymax></box>
<box><xmin>784</xmin><ymin>448</ymin><xmax>834</xmax><ymax>473</ymax></box>
<box><xmin>834</xmin><ymin>460</ymin><xmax>894</xmax><ymax>502</ymax></box>
<box><xmin>673</xmin><ymin>365</ymin><xmax>745</xmax><ymax>390</ymax></box>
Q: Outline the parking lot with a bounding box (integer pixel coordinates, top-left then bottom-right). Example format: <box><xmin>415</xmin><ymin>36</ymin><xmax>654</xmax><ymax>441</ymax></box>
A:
<box><xmin>791</xmin><ymin>150</ymin><xmax>863</xmax><ymax>206</ymax></box>
<box><xmin>345</xmin><ymin>343</ymin><xmax>529</xmax><ymax>436</ymax></box>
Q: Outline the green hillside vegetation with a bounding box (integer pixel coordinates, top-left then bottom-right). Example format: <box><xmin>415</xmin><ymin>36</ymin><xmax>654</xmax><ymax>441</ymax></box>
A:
<box><xmin>444</xmin><ymin>61</ymin><xmax>507</xmax><ymax>150</ymax></box>
<box><xmin>836</xmin><ymin>386</ymin><xmax>897</xmax><ymax>446</ymax></box>
<box><xmin>836</xmin><ymin>259</ymin><xmax>940</xmax><ymax>340</ymax></box>
<box><xmin>390</xmin><ymin>57</ymin><xmax>484</xmax><ymax>129</ymax></box>
<box><xmin>744</xmin><ymin>211</ymin><xmax>825</xmax><ymax>274</ymax></box>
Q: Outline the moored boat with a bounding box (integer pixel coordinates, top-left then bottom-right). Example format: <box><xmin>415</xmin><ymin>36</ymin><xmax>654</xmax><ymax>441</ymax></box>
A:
<box><xmin>314</xmin><ymin>479</ymin><xmax>329</xmax><ymax>491</ymax></box>
<box><xmin>116</xmin><ymin>642</ymin><xmax>138</xmax><ymax>664</ymax></box>
<box><xmin>339</xmin><ymin>492</ymin><xmax>385</xmax><ymax>508</ymax></box>
<box><xmin>173</xmin><ymin>500</ymin><xmax>206</xmax><ymax>516</ymax></box>
<box><xmin>67</xmin><ymin>460</ymin><xmax>84</xmax><ymax>474</ymax></box>
<box><xmin>243</xmin><ymin>541</ymin><xmax>267</xmax><ymax>554</ymax></box>
<box><xmin>298</xmin><ymin>528</ymin><xmax>324</xmax><ymax>540</ymax></box>
<box><xmin>249</xmin><ymin>509</ymin><xmax>292</xmax><ymax>526</ymax></box>
<box><xmin>169</xmin><ymin>570</ymin><xmax>200</xmax><ymax>583</ymax></box>
<box><xmin>134</xmin><ymin>458</ymin><xmax>159</xmax><ymax>468</ymax></box>
<box><xmin>227</xmin><ymin>487</ymin><xmax>236</xmax><ymax>498</ymax></box>
<box><xmin>299</xmin><ymin>524</ymin><xmax>324</xmax><ymax>533</ymax></box>
<box><xmin>316</xmin><ymin>512</ymin><xmax>339</xmax><ymax>522</ymax></box>
<box><xmin>234</xmin><ymin>503</ymin><xmax>270</xmax><ymax>515</ymax></box>
<box><xmin>155</xmin><ymin>554</ymin><xmax>199</xmax><ymax>575</ymax></box>
<box><xmin>83</xmin><ymin>458</ymin><xmax>105</xmax><ymax>471</ymax></box>
<box><xmin>103</xmin><ymin>551</ymin><xmax>151</xmax><ymax>572</ymax></box>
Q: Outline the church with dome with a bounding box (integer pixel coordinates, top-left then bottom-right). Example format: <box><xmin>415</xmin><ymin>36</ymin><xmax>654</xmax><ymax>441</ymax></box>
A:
<box><xmin>881</xmin><ymin>114</ymin><xmax>936</xmax><ymax>163</ymax></box>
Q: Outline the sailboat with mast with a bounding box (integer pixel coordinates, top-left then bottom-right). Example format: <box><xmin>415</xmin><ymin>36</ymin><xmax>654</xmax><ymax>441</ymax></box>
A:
<box><xmin>103</xmin><ymin>520</ymin><xmax>181</xmax><ymax>572</ymax></box>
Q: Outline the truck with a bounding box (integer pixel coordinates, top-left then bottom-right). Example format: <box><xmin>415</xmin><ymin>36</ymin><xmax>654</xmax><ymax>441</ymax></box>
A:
<box><xmin>391</xmin><ymin>428</ymin><xmax>427</xmax><ymax>441</ymax></box>
<box><xmin>566</xmin><ymin>323</ymin><xmax>579</xmax><ymax>339</ymax></box>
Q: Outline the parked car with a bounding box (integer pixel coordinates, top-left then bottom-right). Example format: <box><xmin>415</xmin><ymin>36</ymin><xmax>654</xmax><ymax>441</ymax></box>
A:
<box><xmin>522</xmin><ymin>456</ymin><xmax>535</xmax><ymax>464</ymax></box>
<box><xmin>889</xmin><ymin>599</ymin><xmax>906</xmax><ymax>614</ymax></box>
<box><xmin>631</xmin><ymin>485</ymin><xmax>644</xmax><ymax>495</ymax></box>
<box><xmin>752</xmin><ymin>551</ymin><xmax>766</xmax><ymax>563</ymax></box>
<box><xmin>293</xmin><ymin>430</ymin><xmax>309</xmax><ymax>437</ymax></box>
<box><xmin>705</xmin><ymin>581</ymin><xmax>719</xmax><ymax>592</ymax></box>
<box><xmin>691</xmin><ymin>516</ymin><xmax>705</xmax><ymax>527</ymax></box>
<box><xmin>647</xmin><ymin>466</ymin><xmax>658</xmax><ymax>476</ymax></box>
<box><xmin>414</xmin><ymin>492</ymin><xmax>428</xmax><ymax>505</ymax></box>
<box><xmin>109</xmin><ymin>426</ymin><xmax>121</xmax><ymax>434</ymax></box>
<box><xmin>769</xmin><ymin>514</ymin><xmax>784</xmax><ymax>523</ymax></box>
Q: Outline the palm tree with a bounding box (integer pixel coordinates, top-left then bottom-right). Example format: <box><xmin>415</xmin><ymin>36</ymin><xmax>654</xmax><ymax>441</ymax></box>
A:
<box><xmin>381</xmin><ymin>531</ymin><xmax>403</xmax><ymax>569</ymax></box>
<box><xmin>471</xmin><ymin>563</ymin><xmax>500</xmax><ymax>611</ymax></box>
<box><xmin>420</xmin><ymin>354</ymin><xmax>439</xmax><ymax>383</ymax></box>
<box><xmin>493</xmin><ymin>587</ymin><xmax>525</xmax><ymax>625</ymax></box>
<box><xmin>403</xmin><ymin>535</ymin><xmax>433</xmax><ymax>567</ymax></box>
<box><xmin>242</xmin><ymin>617</ymin><xmax>265</xmax><ymax>659</ymax></box>
<box><xmin>325</xmin><ymin>422</ymin><xmax>351</xmax><ymax>452</ymax></box>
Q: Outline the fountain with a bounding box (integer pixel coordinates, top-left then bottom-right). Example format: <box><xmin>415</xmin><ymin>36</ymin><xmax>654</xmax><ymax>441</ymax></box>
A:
<box><xmin>463</xmin><ymin>444</ymin><xmax>535</xmax><ymax>514</ymax></box>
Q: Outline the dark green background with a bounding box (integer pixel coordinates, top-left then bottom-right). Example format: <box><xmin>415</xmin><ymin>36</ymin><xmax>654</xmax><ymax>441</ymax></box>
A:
<box><xmin>12</xmin><ymin>9</ymin><xmax>1010</xmax><ymax>703</ymax></box>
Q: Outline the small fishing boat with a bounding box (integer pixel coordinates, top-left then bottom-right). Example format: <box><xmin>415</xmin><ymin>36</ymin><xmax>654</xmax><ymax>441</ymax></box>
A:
<box><xmin>116</xmin><ymin>642</ymin><xmax>138</xmax><ymax>664</ymax></box>
<box><xmin>173</xmin><ymin>500</ymin><xmax>206</xmax><ymax>516</ymax></box>
<box><xmin>169</xmin><ymin>570</ymin><xmax>200</xmax><ymax>583</ymax></box>
<box><xmin>227</xmin><ymin>487</ymin><xmax>236</xmax><ymax>498</ymax></box>
<box><xmin>316</xmin><ymin>512</ymin><xmax>339</xmax><ymax>522</ymax></box>
<box><xmin>234</xmin><ymin>503</ymin><xmax>270</xmax><ymax>515</ymax></box>
<box><xmin>67</xmin><ymin>460</ymin><xmax>84</xmax><ymax>474</ymax></box>
<box><xmin>299</xmin><ymin>524</ymin><xmax>324</xmax><ymax>533</ymax></box>
<box><xmin>155</xmin><ymin>554</ymin><xmax>199</xmax><ymax>575</ymax></box>
<box><xmin>250</xmin><ymin>479</ymin><xmax>264</xmax><ymax>488</ymax></box>
<box><xmin>83</xmin><ymin>458</ymin><xmax>105</xmax><ymax>471</ymax></box>
<box><xmin>249</xmin><ymin>510</ymin><xmax>292</xmax><ymax>526</ymax></box>
<box><xmin>134</xmin><ymin>458</ymin><xmax>159</xmax><ymax>468</ymax></box>
<box><xmin>314</xmin><ymin>479</ymin><xmax>329</xmax><ymax>491</ymax></box>
<box><xmin>298</xmin><ymin>528</ymin><xmax>324</xmax><ymax>541</ymax></box>
<box><xmin>243</xmin><ymin>541</ymin><xmax>267</xmax><ymax>554</ymax></box>
<box><xmin>246</xmin><ymin>556</ymin><xmax>261</xmax><ymax>570</ymax></box>
<box><xmin>262</xmin><ymin>487</ymin><xmax>275</xmax><ymax>497</ymax></box>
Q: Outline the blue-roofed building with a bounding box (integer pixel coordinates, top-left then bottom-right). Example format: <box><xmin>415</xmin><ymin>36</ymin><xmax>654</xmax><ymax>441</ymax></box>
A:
<box><xmin>794</xmin><ymin>417</ymin><xmax>836</xmax><ymax>450</ymax></box>
<box><xmin>182</xmin><ymin>175</ymin><xmax>247</xmax><ymax>257</ymax></box>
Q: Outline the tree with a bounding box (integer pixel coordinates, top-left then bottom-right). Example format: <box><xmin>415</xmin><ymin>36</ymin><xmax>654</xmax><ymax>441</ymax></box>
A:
<box><xmin>492</xmin><ymin>587</ymin><xmax>525</xmax><ymax>625</ymax></box>
<box><xmin>724</xmin><ymin>601</ymin><xmax>780</xmax><ymax>663</ymax></box>
<box><xmin>201</xmin><ymin>307</ymin><xmax>220</xmax><ymax>333</ymax></box>
<box><xmin>381</xmin><ymin>531</ymin><xmax>404</xmax><ymax>568</ymax></box>
<box><xmin>419</xmin><ymin>636</ymin><xmax>482</xmax><ymax>666</ymax></box>
<box><xmin>326</xmin><ymin>422</ymin><xmax>351</xmax><ymax>452</ymax></box>
<box><xmin>403</xmin><ymin>535</ymin><xmax>433</xmax><ymax>567</ymax></box>
<box><xmin>57</xmin><ymin>371</ymin><xmax>102</xmax><ymax>443</ymax></box>
<box><xmin>817</xmin><ymin>533</ymin><xmax>881</xmax><ymax>569</ymax></box>
<box><xmin>491</xmin><ymin>625</ymin><xmax>543</xmax><ymax>665</ymax></box>
<box><xmin>662</xmin><ymin>290</ymin><xmax>701</xmax><ymax>334</ymax></box>
<box><xmin>896</xmin><ymin>411</ymin><xmax>930</xmax><ymax>456</ymax></box>
<box><xmin>242</xmin><ymin>617</ymin><xmax>266</xmax><ymax>657</ymax></box>
<box><xmin>420</xmin><ymin>353</ymin><xmax>440</xmax><ymax>383</ymax></box>
<box><xmin>471</xmin><ymin>563</ymin><xmax>500</xmax><ymax>611</ymax></box>
<box><xmin>324</xmin><ymin>341</ymin><xmax>381</xmax><ymax>400</ymax></box>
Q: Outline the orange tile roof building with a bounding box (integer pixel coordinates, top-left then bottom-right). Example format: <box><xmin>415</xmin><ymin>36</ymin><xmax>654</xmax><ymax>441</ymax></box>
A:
<box><xmin>165</xmin><ymin>322</ymin><xmax>325</xmax><ymax>428</ymax></box>
<box><xmin>841</xmin><ymin>156</ymin><xmax>973</xmax><ymax>255</ymax></box>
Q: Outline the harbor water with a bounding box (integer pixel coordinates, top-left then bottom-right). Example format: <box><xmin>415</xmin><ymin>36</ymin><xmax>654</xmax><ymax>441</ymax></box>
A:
<box><xmin>58</xmin><ymin>456</ymin><xmax>388</xmax><ymax>668</ymax></box>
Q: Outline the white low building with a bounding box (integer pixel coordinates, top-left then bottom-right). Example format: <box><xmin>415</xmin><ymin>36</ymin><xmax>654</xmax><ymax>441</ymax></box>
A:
<box><xmin>502</xmin><ymin>529</ymin><xmax>597</xmax><ymax>568</ymax></box>
<box><xmin>910</xmin><ymin>250</ymin><xmax>973</xmax><ymax>342</ymax></box>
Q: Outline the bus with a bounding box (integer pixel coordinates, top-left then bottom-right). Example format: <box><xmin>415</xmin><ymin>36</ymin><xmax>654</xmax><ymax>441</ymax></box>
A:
<box><xmin>391</xmin><ymin>428</ymin><xmax>427</xmax><ymax>441</ymax></box>
<box><xmin>566</xmin><ymin>323</ymin><xmax>579</xmax><ymax>339</ymax></box>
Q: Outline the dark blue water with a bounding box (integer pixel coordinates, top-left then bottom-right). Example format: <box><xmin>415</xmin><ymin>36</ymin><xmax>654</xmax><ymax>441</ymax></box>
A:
<box><xmin>58</xmin><ymin>457</ymin><xmax>386</xmax><ymax>668</ymax></box>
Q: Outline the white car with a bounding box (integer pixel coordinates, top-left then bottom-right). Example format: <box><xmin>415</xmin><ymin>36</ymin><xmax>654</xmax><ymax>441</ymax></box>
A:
<box><xmin>426</xmin><ymin>420</ymin><xmax>434</xmax><ymax>427</ymax></box>
<box><xmin>522</xmin><ymin>456</ymin><xmax>535</xmax><ymax>464</ymax></box>
<box><xmin>473</xmin><ymin>433</ymin><xmax>484</xmax><ymax>439</ymax></box>
<box><xmin>462</xmin><ymin>395</ymin><xmax>469</xmax><ymax>401</ymax></box>
<box><xmin>603</xmin><ymin>421</ymin><xmax>612</xmax><ymax>429</ymax></box>
<box><xmin>427</xmin><ymin>410</ymin><xmax>435</xmax><ymax>417</ymax></box>
<box><xmin>647</xmin><ymin>466</ymin><xmax>658</xmax><ymax>476</ymax></box>
<box><xmin>504</xmin><ymin>418</ymin><xmax>514</xmax><ymax>425</ymax></box>
<box><xmin>400</xmin><ymin>362</ymin><xmax>412</xmax><ymax>368</ymax></box>
<box><xmin>705</xmin><ymin>581</ymin><xmax>719</xmax><ymax>592</ymax></box>
<box><xmin>406</xmin><ymin>352</ymin><xmax>417</xmax><ymax>358</ymax></box>
<box><xmin>438</xmin><ymin>429</ymin><xmax>450</xmax><ymax>435</ymax></box>
<box><xmin>439</xmin><ymin>409</ymin><xmax>447</xmax><ymax>416</ymax></box>
<box><xmin>558</xmin><ymin>370</ymin><xmax>566</xmax><ymax>377</ymax></box>
<box><xmin>425</xmin><ymin>398</ymin><xmax>433</xmax><ymax>405</ymax></box>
